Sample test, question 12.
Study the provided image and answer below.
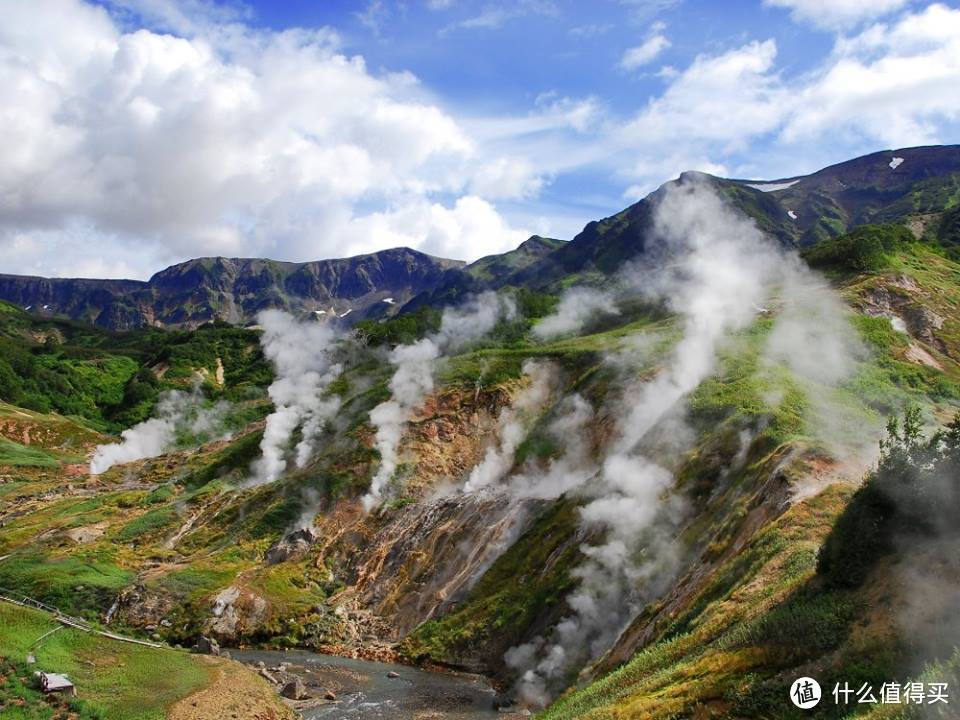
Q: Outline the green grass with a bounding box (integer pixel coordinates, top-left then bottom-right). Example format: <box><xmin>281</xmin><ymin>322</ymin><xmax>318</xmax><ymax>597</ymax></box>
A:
<box><xmin>0</xmin><ymin>553</ymin><xmax>133</xmax><ymax>618</ymax></box>
<box><xmin>115</xmin><ymin>506</ymin><xmax>181</xmax><ymax>543</ymax></box>
<box><xmin>539</xmin><ymin>486</ymin><xmax>856</xmax><ymax>720</ymax></box>
<box><xmin>0</xmin><ymin>437</ymin><xmax>60</xmax><ymax>468</ymax></box>
<box><xmin>0</xmin><ymin>656</ymin><xmax>102</xmax><ymax>719</ymax></box>
<box><xmin>0</xmin><ymin>604</ymin><xmax>208</xmax><ymax>720</ymax></box>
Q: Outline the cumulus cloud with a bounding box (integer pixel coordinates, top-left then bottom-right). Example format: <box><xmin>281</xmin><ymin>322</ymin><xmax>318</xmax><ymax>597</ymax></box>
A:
<box><xmin>0</xmin><ymin>0</ymin><xmax>535</xmax><ymax>276</ymax></box>
<box><xmin>615</xmin><ymin>3</ymin><xmax>960</xmax><ymax>191</ymax></box>
<box><xmin>3</xmin><ymin>0</ymin><xmax>959</xmax><ymax>280</ymax></box>
<box><xmin>782</xmin><ymin>4</ymin><xmax>960</xmax><ymax>145</ymax></box>
<box><xmin>620</xmin><ymin>32</ymin><xmax>671</xmax><ymax>70</ymax></box>
<box><xmin>764</xmin><ymin>0</ymin><xmax>910</xmax><ymax>29</ymax></box>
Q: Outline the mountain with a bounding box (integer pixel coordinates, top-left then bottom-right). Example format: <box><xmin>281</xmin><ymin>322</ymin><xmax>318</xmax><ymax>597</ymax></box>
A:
<box><xmin>4</xmin><ymin>145</ymin><xmax>960</xmax><ymax>719</ymax></box>
<box><xmin>501</xmin><ymin>144</ymin><xmax>960</xmax><ymax>290</ymax></box>
<box><xmin>0</xmin><ymin>248</ymin><xmax>463</xmax><ymax>331</ymax></box>
<box><xmin>3</xmin><ymin>146</ymin><xmax>957</xmax><ymax>331</ymax></box>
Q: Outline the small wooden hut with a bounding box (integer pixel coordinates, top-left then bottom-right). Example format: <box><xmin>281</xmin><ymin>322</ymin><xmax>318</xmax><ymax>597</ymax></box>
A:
<box><xmin>38</xmin><ymin>672</ymin><xmax>76</xmax><ymax>697</ymax></box>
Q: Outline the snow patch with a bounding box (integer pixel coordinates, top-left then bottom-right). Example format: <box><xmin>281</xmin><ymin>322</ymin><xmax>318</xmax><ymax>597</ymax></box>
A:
<box><xmin>889</xmin><ymin>157</ymin><xmax>904</xmax><ymax>170</ymax></box>
<box><xmin>787</xmin><ymin>210</ymin><xmax>798</xmax><ymax>220</ymax></box>
<box><xmin>339</xmin><ymin>308</ymin><xmax>353</xmax><ymax>318</ymax></box>
<box><xmin>313</xmin><ymin>310</ymin><xmax>326</xmax><ymax>316</ymax></box>
<box><xmin>382</xmin><ymin>297</ymin><xmax>395</xmax><ymax>305</ymax></box>
<box><xmin>744</xmin><ymin>179</ymin><xmax>800</xmax><ymax>192</ymax></box>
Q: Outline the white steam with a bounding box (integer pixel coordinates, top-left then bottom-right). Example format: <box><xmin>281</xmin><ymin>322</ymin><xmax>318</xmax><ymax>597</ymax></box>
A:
<box><xmin>533</xmin><ymin>287</ymin><xmax>619</xmax><ymax>341</ymax></box>
<box><xmin>506</xmin><ymin>177</ymin><xmax>796</xmax><ymax>707</ymax></box>
<box><xmin>90</xmin><ymin>387</ymin><xmax>230</xmax><ymax>475</ymax></box>
<box><xmin>508</xmin><ymin>394</ymin><xmax>598</xmax><ymax>500</ymax></box>
<box><xmin>248</xmin><ymin>310</ymin><xmax>343</xmax><ymax>486</ymax></box>
<box><xmin>362</xmin><ymin>291</ymin><xmax>515</xmax><ymax>511</ymax></box>
<box><xmin>463</xmin><ymin>360</ymin><xmax>557</xmax><ymax>493</ymax></box>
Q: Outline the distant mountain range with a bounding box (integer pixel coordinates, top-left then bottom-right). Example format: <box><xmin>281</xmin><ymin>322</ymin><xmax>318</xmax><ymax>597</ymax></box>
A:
<box><xmin>1</xmin><ymin>144</ymin><xmax>957</xmax><ymax>330</ymax></box>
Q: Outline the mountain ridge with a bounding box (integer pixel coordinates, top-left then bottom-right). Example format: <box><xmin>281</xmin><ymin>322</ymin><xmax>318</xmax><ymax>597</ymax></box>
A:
<box><xmin>1</xmin><ymin>144</ymin><xmax>958</xmax><ymax>331</ymax></box>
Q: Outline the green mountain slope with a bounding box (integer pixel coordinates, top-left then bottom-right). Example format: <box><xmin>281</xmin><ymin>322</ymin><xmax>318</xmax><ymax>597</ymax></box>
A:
<box><xmin>4</xmin><ymin>147</ymin><xmax>960</xmax><ymax>719</ymax></box>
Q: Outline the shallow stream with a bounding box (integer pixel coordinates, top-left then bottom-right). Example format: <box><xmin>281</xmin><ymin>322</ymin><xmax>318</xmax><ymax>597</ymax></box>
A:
<box><xmin>231</xmin><ymin>648</ymin><xmax>515</xmax><ymax>719</ymax></box>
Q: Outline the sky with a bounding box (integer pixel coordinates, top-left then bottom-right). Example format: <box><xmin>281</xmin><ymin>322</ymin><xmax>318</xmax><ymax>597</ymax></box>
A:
<box><xmin>1</xmin><ymin>0</ymin><xmax>959</xmax><ymax>279</ymax></box>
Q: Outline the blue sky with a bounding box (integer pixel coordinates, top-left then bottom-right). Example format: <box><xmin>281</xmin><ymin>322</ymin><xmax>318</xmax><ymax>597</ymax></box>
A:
<box><xmin>1</xmin><ymin>0</ymin><xmax>959</xmax><ymax>278</ymax></box>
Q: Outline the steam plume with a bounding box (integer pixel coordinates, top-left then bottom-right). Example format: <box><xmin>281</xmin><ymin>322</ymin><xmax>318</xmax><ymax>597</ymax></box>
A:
<box><xmin>248</xmin><ymin>310</ymin><xmax>343</xmax><ymax>486</ymax></box>
<box><xmin>533</xmin><ymin>288</ymin><xmax>619</xmax><ymax>341</ymax></box>
<box><xmin>90</xmin><ymin>387</ymin><xmax>230</xmax><ymax>475</ymax></box>
<box><xmin>463</xmin><ymin>360</ymin><xmax>557</xmax><ymax>493</ymax></box>
<box><xmin>508</xmin><ymin>393</ymin><xmax>598</xmax><ymax>499</ymax></box>
<box><xmin>507</xmin><ymin>176</ymin><xmax>794</xmax><ymax>706</ymax></box>
<box><xmin>362</xmin><ymin>291</ymin><xmax>515</xmax><ymax>511</ymax></box>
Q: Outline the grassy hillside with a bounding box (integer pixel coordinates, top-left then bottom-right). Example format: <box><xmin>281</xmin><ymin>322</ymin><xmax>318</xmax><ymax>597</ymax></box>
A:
<box><xmin>0</xmin><ymin>603</ymin><xmax>205</xmax><ymax>719</ymax></box>
<box><xmin>3</xmin><ymin>220</ymin><xmax>960</xmax><ymax>717</ymax></box>
<box><xmin>0</xmin><ymin>302</ymin><xmax>269</xmax><ymax>431</ymax></box>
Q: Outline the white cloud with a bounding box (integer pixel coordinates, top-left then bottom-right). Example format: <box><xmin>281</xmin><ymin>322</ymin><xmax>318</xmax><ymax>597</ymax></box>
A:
<box><xmin>443</xmin><ymin>0</ymin><xmax>557</xmax><ymax>33</ymax></box>
<box><xmin>356</xmin><ymin>0</ymin><xmax>388</xmax><ymax>35</ymax></box>
<box><xmin>620</xmin><ymin>33</ymin><xmax>671</xmax><ymax>70</ymax></box>
<box><xmin>0</xmin><ymin>0</ymin><xmax>539</xmax><ymax>277</ymax></box>
<box><xmin>619</xmin><ymin>0</ymin><xmax>681</xmax><ymax>23</ymax></box>
<box><xmin>782</xmin><ymin>4</ymin><xmax>960</xmax><ymax>145</ymax></box>
<box><xmin>612</xmin><ymin>4</ymin><xmax>960</xmax><ymax>188</ymax></box>
<box><xmin>764</xmin><ymin>0</ymin><xmax>910</xmax><ymax>29</ymax></box>
<box><xmin>621</xmin><ymin>40</ymin><xmax>784</xmax><ymax>156</ymax></box>
<box><xmin>469</xmin><ymin>158</ymin><xmax>545</xmax><ymax>199</ymax></box>
<box><xmin>3</xmin><ymin>0</ymin><xmax>960</xmax><ymax>281</ymax></box>
<box><xmin>344</xmin><ymin>196</ymin><xmax>530</xmax><ymax>260</ymax></box>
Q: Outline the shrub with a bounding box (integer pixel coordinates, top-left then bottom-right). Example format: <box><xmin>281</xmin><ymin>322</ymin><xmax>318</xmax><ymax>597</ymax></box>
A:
<box><xmin>802</xmin><ymin>224</ymin><xmax>914</xmax><ymax>272</ymax></box>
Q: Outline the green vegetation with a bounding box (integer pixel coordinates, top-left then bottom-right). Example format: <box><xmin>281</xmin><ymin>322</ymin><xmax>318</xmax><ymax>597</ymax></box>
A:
<box><xmin>0</xmin><ymin>553</ymin><xmax>133</xmax><ymax>618</ymax></box>
<box><xmin>540</xmin><ymin>485</ymin><xmax>858</xmax><ymax>720</ymax></box>
<box><xmin>819</xmin><ymin>408</ymin><xmax>960</xmax><ymax>589</ymax></box>
<box><xmin>0</xmin><ymin>305</ymin><xmax>269</xmax><ymax>432</ymax></box>
<box><xmin>0</xmin><ymin>657</ymin><xmax>101</xmax><ymax>719</ymax></box>
<box><xmin>0</xmin><ymin>604</ymin><xmax>208</xmax><ymax>720</ymax></box>
<box><xmin>803</xmin><ymin>224</ymin><xmax>915</xmax><ymax>272</ymax></box>
<box><xmin>354</xmin><ymin>306</ymin><xmax>441</xmax><ymax>346</ymax></box>
<box><xmin>402</xmin><ymin>498</ymin><xmax>583</xmax><ymax>667</ymax></box>
<box><xmin>0</xmin><ymin>437</ymin><xmax>59</xmax><ymax>467</ymax></box>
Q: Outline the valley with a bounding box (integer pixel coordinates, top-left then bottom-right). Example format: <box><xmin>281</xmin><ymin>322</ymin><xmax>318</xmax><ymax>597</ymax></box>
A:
<box><xmin>2</xmin><ymin>146</ymin><xmax>960</xmax><ymax>719</ymax></box>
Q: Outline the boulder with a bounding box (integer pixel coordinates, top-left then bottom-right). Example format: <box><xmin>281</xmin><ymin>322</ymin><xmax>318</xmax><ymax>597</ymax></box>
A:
<box><xmin>196</xmin><ymin>636</ymin><xmax>221</xmax><ymax>656</ymax></box>
<box><xmin>280</xmin><ymin>677</ymin><xmax>309</xmax><ymax>700</ymax></box>
<box><xmin>265</xmin><ymin>526</ymin><xmax>320</xmax><ymax>565</ymax></box>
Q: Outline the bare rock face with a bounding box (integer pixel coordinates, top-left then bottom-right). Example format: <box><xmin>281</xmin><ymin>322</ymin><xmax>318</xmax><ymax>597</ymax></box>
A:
<box><xmin>280</xmin><ymin>677</ymin><xmax>309</xmax><ymax>700</ymax></box>
<box><xmin>265</xmin><ymin>526</ymin><xmax>320</xmax><ymax>565</ymax></box>
<box><xmin>858</xmin><ymin>277</ymin><xmax>945</xmax><ymax>349</ymax></box>
<box><xmin>206</xmin><ymin>586</ymin><xmax>268</xmax><ymax>641</ymax></box>
<box><xmin>902</xmin><ymin>305</ymin><xmax>944</xmax><ymax>344</ymax></box>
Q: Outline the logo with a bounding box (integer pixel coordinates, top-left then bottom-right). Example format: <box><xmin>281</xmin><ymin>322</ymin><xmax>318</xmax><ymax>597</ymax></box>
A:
<box><xmin>791</xmin><ymin>677</ymin><xmax>822</xmax><ymax>709</ymax></box>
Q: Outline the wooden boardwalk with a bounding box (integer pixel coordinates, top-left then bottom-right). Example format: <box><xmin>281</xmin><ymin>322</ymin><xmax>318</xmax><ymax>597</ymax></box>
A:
<box><xmin>0</xmin><ymin>585</ymin><xmax>162</xmax><ymax>649</ymax></box>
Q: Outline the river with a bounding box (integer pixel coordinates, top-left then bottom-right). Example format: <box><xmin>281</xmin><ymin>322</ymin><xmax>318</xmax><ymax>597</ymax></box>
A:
<box><xmin>230</xmin><ymin>649</ymin><xmax>524</xmax><ymax>719</ymax></box>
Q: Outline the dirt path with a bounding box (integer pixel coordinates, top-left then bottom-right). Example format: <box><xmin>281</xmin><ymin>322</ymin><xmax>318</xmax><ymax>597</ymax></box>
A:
<box><xmin>168</xmin><ymin>656</ymin><xmax>295</xmax><ymax>720</ymax></box>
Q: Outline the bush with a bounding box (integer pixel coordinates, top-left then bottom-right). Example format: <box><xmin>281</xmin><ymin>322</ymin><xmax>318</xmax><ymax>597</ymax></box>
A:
<box><xmin>818</xmin><ymin>409</ymin><xmax>960</xmax><ymax>589</ymax></box>
<box><xmin>802</xmin><ymin>224</ymin><xmax>914</xmax><ymax>272</ymax></box>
